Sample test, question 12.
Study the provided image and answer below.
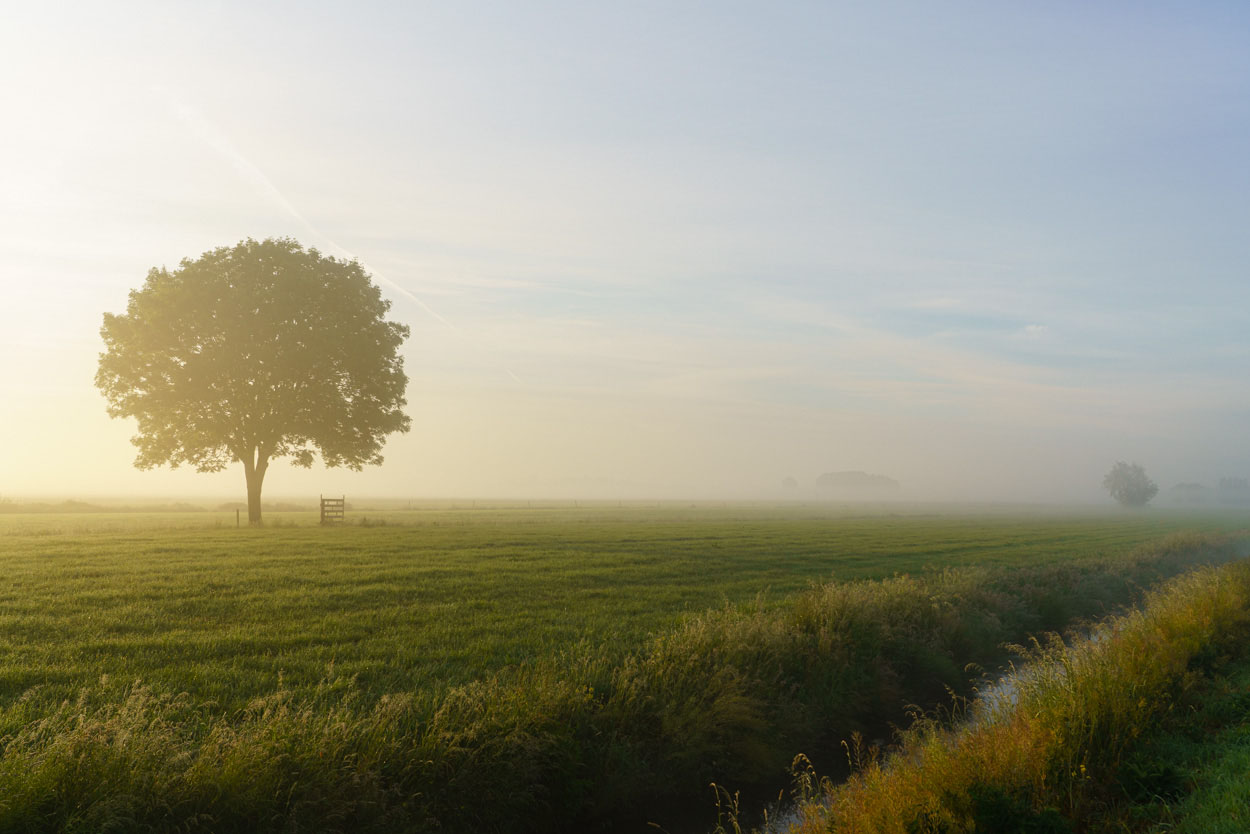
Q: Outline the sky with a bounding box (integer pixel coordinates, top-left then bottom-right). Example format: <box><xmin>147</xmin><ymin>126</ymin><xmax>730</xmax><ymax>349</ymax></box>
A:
<box><xmin>3</xmin><ymin>1</ymin><xmax>1250</xmax><ymax>504</ymax></box>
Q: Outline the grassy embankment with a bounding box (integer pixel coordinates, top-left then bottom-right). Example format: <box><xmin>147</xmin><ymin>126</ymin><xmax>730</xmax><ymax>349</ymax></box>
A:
<box><xmin>782</xmin><ymin>555</ymin><xmax>1250</xmax><ymax>834</ymax></box>
<box><xmin>1135</xmin><ymin>660</ymin><xmax>1250</xmax><ymax>833</ymax></box>
<box><xmin>1056</xmin><ymin>654</ymin><xmax>1250</xmax><ymax>834</ymax></box>
<box><xmin>0</xmin><ymin>506</ymin><xmax>1244</xmax><ymax>832</ymax></box>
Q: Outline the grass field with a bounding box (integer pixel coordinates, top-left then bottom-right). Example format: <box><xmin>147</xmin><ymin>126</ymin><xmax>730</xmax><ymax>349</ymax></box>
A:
<box><xmin>0</xmin><ymin>504</ymin><xmax>1247</xmax><ymax>832</ymax></box>
<box><xmin>1</xmin><ymin>504</ymin><xmax>1242</xmax><ymax>713</ymax></box>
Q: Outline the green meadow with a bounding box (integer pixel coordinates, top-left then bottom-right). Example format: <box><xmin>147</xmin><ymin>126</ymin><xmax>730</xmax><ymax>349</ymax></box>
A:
<box><xmin>1</xmin><ymin>504</ymin><xmax>1239</xmax><ymax>710</ymax></box>
<box><xmin>0</xmin><ymin>504</ymin><xmax>1246</xmax><ymax>832</ymax></box>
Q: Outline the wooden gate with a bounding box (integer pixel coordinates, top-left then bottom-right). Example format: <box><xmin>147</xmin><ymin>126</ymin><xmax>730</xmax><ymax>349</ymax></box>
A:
<box><xmin>320</xmin><ymin>495</ymin><xmax>345</xmax><ymax>525</ymax></box>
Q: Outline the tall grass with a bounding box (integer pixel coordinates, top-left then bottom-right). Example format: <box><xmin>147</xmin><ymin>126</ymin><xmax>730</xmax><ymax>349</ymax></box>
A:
<box><xmin>0</xmin><ymin>533</ymin><xmax>1241</xmax><ymax>832</ymax></box>
<box><xmin>791</xmin><ymin>557</ymin><xmax>1250</xmax><ymax>833</ymax></box>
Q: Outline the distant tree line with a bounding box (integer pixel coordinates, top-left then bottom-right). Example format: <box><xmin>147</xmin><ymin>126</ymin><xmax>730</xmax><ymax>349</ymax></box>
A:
<box><xmin>781</xmin><ymin>470</ymin><xmax>902</xmax><ymax>494</ymax></box>
<box><xmin>1166</xmin><ymin>477</ymin><xmax>1250</xmax><ymax>507</ymax></box>
<box><xmin>0</xmin><ymin>499</ymin><xmax>315</xmax><ymax>515</ymax></box>
<box><xmin>0</xmin><ymin>500</ymin><xmax>206</xmax><ymax>515</ymax></box>
<box><xmin>1103</xmin><ymin>461</ymin><xmax>1250</xmax><ymax>508</ymax></box>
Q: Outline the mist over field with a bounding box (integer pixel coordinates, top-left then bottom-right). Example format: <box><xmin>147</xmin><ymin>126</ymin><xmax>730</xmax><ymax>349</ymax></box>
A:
<box><xmin>4</xmin><ymin>2</ymin><xmax>1250</xmax><ymax>507</ymax></box>
<box><xmin>6</xmin><ymin>8</ymin><xmax>1250</xmax><ymax>828</ymax></box>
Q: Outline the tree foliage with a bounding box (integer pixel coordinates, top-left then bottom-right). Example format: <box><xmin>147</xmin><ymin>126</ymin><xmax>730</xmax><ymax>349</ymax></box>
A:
<box><xmin>1103</xmin><ymin>461</ymin><xmax>1158</xmax><ymax>508</ymax></box>
<box><xmin>95</xmin><ymin>238</ymin><xmax>411</xmax><ymax>523</ymax></box>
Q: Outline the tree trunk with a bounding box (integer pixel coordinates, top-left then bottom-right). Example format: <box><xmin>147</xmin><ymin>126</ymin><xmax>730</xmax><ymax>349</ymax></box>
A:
<box><xmin>242</xmin><ymin>448</ymin><xmax>270</xmax><ymax>526</ymax></box>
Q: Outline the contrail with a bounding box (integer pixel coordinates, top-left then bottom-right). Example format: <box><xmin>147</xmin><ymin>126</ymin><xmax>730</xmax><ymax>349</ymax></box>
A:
<box><xmin>157</xmin><ymin>86</ymin><xmax>459</xmax><ymax>333</ymax></box>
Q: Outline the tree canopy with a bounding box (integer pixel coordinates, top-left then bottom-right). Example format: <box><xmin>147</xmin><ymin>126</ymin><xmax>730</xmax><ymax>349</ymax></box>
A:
<box><xmin>96</xmin><ymin>237</ymin><xmax>411</xmax><ymax>523</ymax></box>
<box><xmin>1103</xmin><ymin>461</ymin><xmax>1158</xmax><ymax>508</ymax></box>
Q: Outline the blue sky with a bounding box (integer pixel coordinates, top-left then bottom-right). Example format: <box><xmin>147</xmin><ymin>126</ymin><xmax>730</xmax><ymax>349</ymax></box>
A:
<box><xmin>2</xmin><ymin>1</ymin><xmax>1249</xmax><ymax>502</ymax></box>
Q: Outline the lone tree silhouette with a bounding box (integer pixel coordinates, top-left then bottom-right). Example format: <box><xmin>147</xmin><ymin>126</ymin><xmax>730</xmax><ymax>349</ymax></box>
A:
<box><xmin>1103</xmin><ymin>461</ymin><xmax>1159</xmax><ymax>508</ymax></box>
<box><xmin>96</xmin><ymin>238</ymin><xmax>411</xmax><ymax>524</ymax></box>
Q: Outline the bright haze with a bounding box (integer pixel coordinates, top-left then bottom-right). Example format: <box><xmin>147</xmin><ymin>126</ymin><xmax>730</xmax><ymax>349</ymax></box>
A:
<box><xmin>3</xmin><ymin>2</ymin><xmax>1249</xmax><ymax>504</ymax></box>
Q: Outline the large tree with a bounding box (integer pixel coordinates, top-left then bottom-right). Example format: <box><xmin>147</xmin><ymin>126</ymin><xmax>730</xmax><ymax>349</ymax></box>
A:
<box><xmin>96</xmin><ymin>237</ymin><xmax>411</xmax><ymax>524</ymax></box>
<box><xmin>1103</xmin><ymin>461</ymin><xmax>1159</xmax><ymax>508</ymax></box>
